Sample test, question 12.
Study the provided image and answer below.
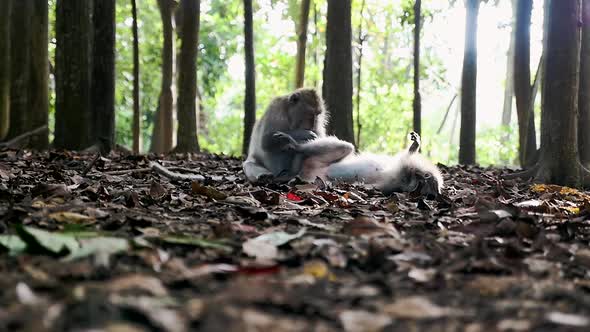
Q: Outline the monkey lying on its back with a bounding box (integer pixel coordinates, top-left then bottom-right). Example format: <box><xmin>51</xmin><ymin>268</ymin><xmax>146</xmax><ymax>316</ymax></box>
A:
<box><xmin>283</xmin><ymin>131</ymin><xmax>443</xmax><ymax>198</ymax></box>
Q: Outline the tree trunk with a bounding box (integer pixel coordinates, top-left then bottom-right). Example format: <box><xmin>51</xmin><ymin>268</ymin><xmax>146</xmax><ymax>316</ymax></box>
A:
<box><xmin>323</xmin><ymin>0</ymin><xmax>354</xmax><ymax>145</ymax></box>
<box><xmin>459</xmin><ymin>0</ymin><xmax>479</xmax><ymax>165</ymax></box>
<box><xmin>413</xmin><ymin>0</ymin><xmax>422</xmax><ymax>136</ymax></box>
<box><xmin>92</xmin><ymin>0</ymin><xmax>116</xmax><ymax>153</ymax></box>
<box><xmin>175</xmin><ymin>0</ymin><xmax>200</xmax><ymax>153</ymax></box>
<box><xmin>7</xmin><ymin>0</ymin><xmax>32</xmax><ymax>141</ymax></box>
<box><xmin>54</xmin><ymin>0</ymin><xmax>92</xmax><ymax>150</ymax></box>
<box><xmin>28</xmin><ymin>0</ymin><xmax>49</xmax><ymax>149</ymax></box>
<box><xmin>580</xmin><ymin>0</ymin><xmax>590</xmax><ymax>166</ymax></box>
<box><xmin>242</xmin><ymin>0</ymin><xmax>256</xmax><ymax>155</ymax></box>
<box><xmin>131</xmin><ymin>0</ymin><xmax>141</xmax><ymax>154</ymax></box>
<box><xmin>501</xmin><ymin>0</ymin><xmax>516</xmax><ymax>133</ymax></box>
<box><xmin>355</xmin><ymin>0</ymin><xmax>366</xmax><ymax>148</ymax></box>
<box><xmin>536</xmin><ymin>0</ymin><xmax>586</xmax><ymax>186</ymax></box>
<box><xmin>151</xmin><ymin>0</ymin><xmax>176</xmax><ymax>154</ymax></box>
<box><xmin>514</xmin><ymin>0</ymin><xmax>537</xmax><ymax>167</ymax></box>
<box><xmin>0</xmin><ymin>0</ymin><xmax>11</xmax><ymax>141</ymax></box>
<box><xmin>294</xmin><ymin>0</ymin><xmax>311</xmax><ymax>88</ymax></box>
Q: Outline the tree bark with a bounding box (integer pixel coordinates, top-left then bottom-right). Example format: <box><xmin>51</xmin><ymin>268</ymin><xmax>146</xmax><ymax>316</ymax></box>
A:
<box><xmin>294</xmin><ymin>0</ymin><xmax>311</xmax><ymax>88</ymax></box>
<box><xmin>7</xmin><ymin>0</ymin><xmax>32</xmax><ymax>141</ymax></box>
<box><xmin>413</xmin><ymin>0</ymin><xmax>422</xmax><ymax>136</ymax></box>
<box><xmin>54</xmin><ymin>0</ymin><xmax>92</xmax><ymax>150</ymax></box>
<box><xmin>242</xmin><ymin>0</ymin><xmax>256</xmax><ymax>155</ymax></box>
<box><xmin>323</xmin><ymin>0</ymin><xmax>354</xmax><ymax>145</ymax></box>
<box><xmin>580</xmin><ymin>0</ymin><xmax>590</xmax><ymax>166</ymax></box>
<box><xmin>28</xmin><ymin>0</ymin><xmax>49</xmax><ymax>149</ymax></box>
<box><xmin>459</xmin><ymin>0</ymin><xmax>479</xmax><ymax>165</ymax></box>
<box><xmin>0</xmin><ymin>0</ymin><xmax>11</xmax><ymax>141</ymax></box>
<box><xmin>131</xmin><ymin>0</ymin><xmax>141</xmax><ymax>154</ymax></box>
<box><xmin>151</xmin><ymin>0</ymin><xmax>176</xmax><ymax>154</ymax></box>
<box><xmin>92</xmin><ymin>0</ymin><xmax>116</xmax><ymax>153</ymax></box>
<box><xmin>537</xmin><ymin>0</ymin><xmax>584</xmax><ymax>186</ymax></box>
<box><xmin>514</xmin><ymin>0</ymin><xmax>537</xmax><ymax>167</ymax></box>
<box><xmin>355</xmin><ymin>0</ymin><xmax>366</xmax><ymax>148</ymax></box>
<box><xmin>501</xmin><ymin>0</ymin><xmax>516</xmax><ymax>131</ymax></box>
<box><xmin>175</xmin><ymin>0</ymin><xmax>200</xmax><ymax>153</ymax></box>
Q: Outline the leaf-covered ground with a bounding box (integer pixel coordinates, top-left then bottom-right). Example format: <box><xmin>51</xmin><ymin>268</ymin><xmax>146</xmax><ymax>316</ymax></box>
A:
<box><xmin>2</xmin><ymin>150</ymin><xmax>590</xmax><ymax>332</ymax></box>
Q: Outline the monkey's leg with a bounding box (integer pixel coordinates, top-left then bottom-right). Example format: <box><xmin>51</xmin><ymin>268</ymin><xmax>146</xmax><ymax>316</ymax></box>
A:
<box><xmin>298</xmin><ymin>137</ymin><xmax>354</xmax><ymax>163</ymax></box>
<box><xmin>243</xmin><ymin>159</ymin><xmax>273</xmax><ymax>183</ymax></box>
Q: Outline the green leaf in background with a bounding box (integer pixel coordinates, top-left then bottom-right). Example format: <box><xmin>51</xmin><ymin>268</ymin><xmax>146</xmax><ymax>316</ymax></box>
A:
<box><xmin>0</xmin><ymin>235</ymin><xmax>27</xmax><ymax>255</ymax></box>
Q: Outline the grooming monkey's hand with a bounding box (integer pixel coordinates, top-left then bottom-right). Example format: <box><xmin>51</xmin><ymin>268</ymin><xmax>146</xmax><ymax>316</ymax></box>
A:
<box><xmin>272</xmin><ymin>131</ymin><xmax>301</xmax><ymax>151</ymax></box>
<box><xmin>408</xmin><ymin>131</ymin><xmax>421</xmax><ymax>153</ymax></box>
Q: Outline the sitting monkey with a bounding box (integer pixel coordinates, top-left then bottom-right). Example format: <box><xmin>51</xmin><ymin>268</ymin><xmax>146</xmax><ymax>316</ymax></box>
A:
<box><xmin>243</xmin><ymin>88</ymin><xmax>342</xmax><ymax>183</ymax></box>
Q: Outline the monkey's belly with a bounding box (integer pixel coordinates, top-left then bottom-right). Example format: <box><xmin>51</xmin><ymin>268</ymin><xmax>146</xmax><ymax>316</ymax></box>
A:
<box><xmin>326</xmin><ymin>154</ymin><xmax>391</xmax><ymax>184</ymax></box>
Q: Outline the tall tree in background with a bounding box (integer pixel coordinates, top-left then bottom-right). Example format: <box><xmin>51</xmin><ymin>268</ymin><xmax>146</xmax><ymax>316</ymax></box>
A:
<box><xmin>55</xmin><ymin>0</ymin><xmax>92</xmax><ymax>150</ymax></box>
<box><xmin>324</xmin><ymin>0</ymin><xmax>354</xmax><ymax>144</ymax></box>
<box><xmin>459</xmin><ymin>0</ymin><xmax>479</xmax><ymax>164</ymax></box>
<box><xmin>580</xmin><ymin>0</ymin><xmax>590</xmax><ymax>167</ymax></box>
<box><xmin>513</xmin><ymin>0</ymin><xmax>590</xmax><ymax>187</ymax></box>
<box><xmin>151</xmin><ymin>0</ymin><xmax>177</xmax><ymax>154</ymax></box>
<box><xmin>175</xmin><ymin>0</ymin><xmax>200</xmax><ymax>152</ymax></box>
<box><xmin>354</xmin><ymin>0</ymin><xmax>366</xmax><ymax>147</ymax></box>
<box><xmin>92</xmin><ymin>0</ymin><xmax>116</xmax><ymax>153</ymax></box>
<box><xmin>295</xmin><ymin>0</ymin><xmax>311</xmax><ymax>88</ymax></box>
<box><xmin>0</xmin><ymin>0</ymin><xmax>12</xmax><ymax>141</ymax></box>
<box><xmin>7</xmin><ymin>0</ymin><xmax>32</xmax><ymax>141</ymax></box>
<box><xmin>28</xmin><ymin>0</ymin><xmax>49</xmax><ymax>149</ymax></box>
<box><xmin>413</xmin><ymin>0</ymin><xmax>422</xmax><ymax>136</ymax></box>
<box><xmin>514</xmin><ymin>0</ymin><xmax>537</xmax><ymax>167</ymax></box>
<box><xmin>131</xmin><ymin>0</ymin><xmax>141</xmax><ymax>154</ymax></box>
<box><xmin>500</xmin><ymin>0</ymin><xmax>516</xmax><ymax>152</ymax></box>
<box><xmin>242</xmin><ymin>0</ymin><xmax>256</xmax><ymax>155</ymax></box>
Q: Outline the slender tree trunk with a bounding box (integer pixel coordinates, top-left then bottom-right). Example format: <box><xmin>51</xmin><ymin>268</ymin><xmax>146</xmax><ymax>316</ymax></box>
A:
<box><xmin>151</xmin><ymin>0</ymin><xmax>176</xmax><ymax>154</ymax></box>
<box><xmin>537</xmin><ymin>0</ymin><xmax>585</xmax><ymax>186</ymax></box>
<box><xmin>28</xmin><ymin>0</ymin><xmax>49</xmax><ymax>149</ymax></box>
<box><xmin>92</xmin><ymin>0</ymin><xmax>116</xmax><ymax>153</ymax></box>
<box><xmin>459</xmin><ymin>0</ymin><xmax>479</xmax><ymax>165</ymax></box>
<box><xmin>501</xmin><ymin>0</ymin><xmax>516</xmax><ymax>131</ymax></box>
<box><xmin>295</xmin><ymin>0</ymin><xmax>311</xmax><ymax>88</ymax></box>
<box><xmin>324</xmin><ymin>0</ymin><xmax>354</xmax><ymax>144</ymax></box>
<box><xmin>514</xmin><ymin>0</ymin><xmax>537</xmax><ymax>167</ymax></box>
<box><xmin>0</xmin><ymin>0</ymin><xmax>11</xmax><ymax>141</ymax></box>
<box><xmin>7</xmin><ymin>0</ymin><xmax>32</xmax><ymax>141</ymax></box>
<box><xmin>55</xmin><ymin>0</ymin><xmax>92</xmax><ymax>150</ymax></box>
<box><xmin>131</xmin><ymin>0</ymin><xmax>141</xmax><ymax>154</ymax></box>
<box><xmin>580</xmin><ymin>0</ymin><xmax>590</xmax><ymax>166</ymax></box>
<box><xmin>242</xmin><ymin>0</ymin><xmax>256</xmax><ymax>155</ymax></box>
<box><xmin>355</xmin><ymin>0</ymin><xmax>366</xmax><ymax>148</ymax></box>
<box><xmin>175</xmin><ymin>0</ymin><xmax>200</xmax><ymax>153</ymax></box>
<box><xmin>413</xmin><ymin>0</ymin><xmax>422</xmax><ymax>136</ymax></box>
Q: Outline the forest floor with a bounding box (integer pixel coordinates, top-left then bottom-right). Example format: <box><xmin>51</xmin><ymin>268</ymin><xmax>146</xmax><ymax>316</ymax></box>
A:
<box><xmin>1</xmin><ymin>150</ymin><xmax>590</xmax><ymax>332</ymax></box>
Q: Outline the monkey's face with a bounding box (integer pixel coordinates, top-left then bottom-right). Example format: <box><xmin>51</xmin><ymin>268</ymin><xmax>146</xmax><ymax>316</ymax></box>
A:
<box><xmin>286</xmin><ymin>89</ymin><xmax>324</xmax><ymax>131</ymax></box>
<box><xmin>382</xmin><ymin>167</ymin><xmax>440</xmax><ymax>199</ymax></box>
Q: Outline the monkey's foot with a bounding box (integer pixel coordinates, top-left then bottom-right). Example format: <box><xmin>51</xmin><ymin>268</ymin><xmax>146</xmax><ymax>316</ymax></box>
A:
<box><xmin>408</xmin><ymin>131</ymin><xmax>421</xmax><ymax>153</ymax></box>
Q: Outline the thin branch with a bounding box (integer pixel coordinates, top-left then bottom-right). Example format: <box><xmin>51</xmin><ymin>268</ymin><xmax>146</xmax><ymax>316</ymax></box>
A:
<box><xmin>0</xmin><ymin>125</ymin><xmax>48</xmax><ymax>149</ymax></box>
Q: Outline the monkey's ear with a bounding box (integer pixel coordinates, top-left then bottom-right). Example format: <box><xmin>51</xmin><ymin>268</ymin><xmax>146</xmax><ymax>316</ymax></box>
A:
<box><xmin>288</xmin><ymin>92</ymin><xmax>300</xmax><ymax>104</ymax></box>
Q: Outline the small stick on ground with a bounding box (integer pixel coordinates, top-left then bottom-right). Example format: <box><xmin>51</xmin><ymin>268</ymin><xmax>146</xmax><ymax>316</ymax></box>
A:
<box><xmin>82</xmin><ymin>153</ymin><xmax>101</xmax><ymax>176</ymax></box>
<box><xmin>150</xmin><ymin>161</ymin><xmax>205</xmax><ymax>181</ymax></box>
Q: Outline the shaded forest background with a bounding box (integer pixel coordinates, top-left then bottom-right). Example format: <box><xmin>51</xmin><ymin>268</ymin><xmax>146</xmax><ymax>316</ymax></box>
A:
<box><xmin>2</xmin><ymin>0</ymin><xmax>589</xmax><ymax>173</ymax></box>
<box><xmin>3</xmin><ymin>0</ymin><xmax>540</xmax><ymax>164</ymax></box>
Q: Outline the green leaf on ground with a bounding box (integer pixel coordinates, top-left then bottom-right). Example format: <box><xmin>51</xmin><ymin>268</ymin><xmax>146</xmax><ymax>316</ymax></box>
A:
<box><xmin>64</xmin><ymin>237</ymin><xmax>130</xmax><ymax>261</ymax></box>
<box><xmin>16</xmin><ymin>225</ymin><xmax>80</xmax><ymax>256</ymax></box>
<box><xmin>0</xmin><ymin>235</ymin><xmax>27</xmax><ymax>255</ymax></box>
